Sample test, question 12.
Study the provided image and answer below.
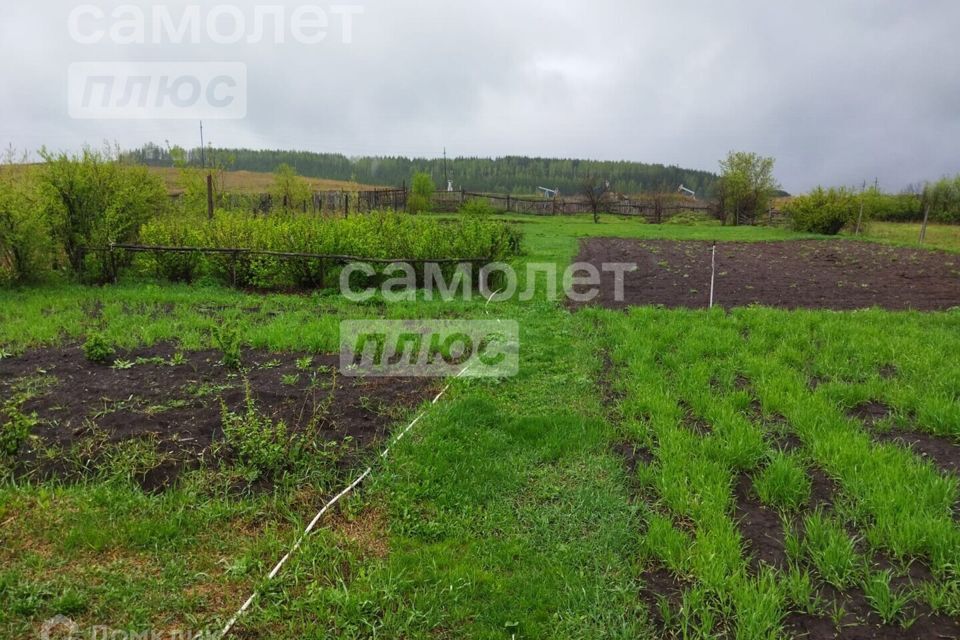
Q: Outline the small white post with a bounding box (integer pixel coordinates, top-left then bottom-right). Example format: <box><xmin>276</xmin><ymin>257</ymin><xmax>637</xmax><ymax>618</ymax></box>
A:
<box><xmin>709</xmin><ymin>242</ymin><xmax>717</xmax><ymax>309</ymax></box>
<box><xmin>919</xmin><ymin>204</ymin><xmax>931</xmax><ymax>245</ymax></box>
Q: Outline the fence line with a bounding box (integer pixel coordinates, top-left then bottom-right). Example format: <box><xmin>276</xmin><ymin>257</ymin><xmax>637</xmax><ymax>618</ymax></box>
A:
<box><xmin>177</xmin><ymin>185</ymin><xmax>723</xmax><ymax>222</ymax></box>
<box><xmin>177</xmin><ymin>187</ymin><xmax>409</xmax><ymax>216</ymax></box>
<box><xmin>431</xmin><ymin>190</ymin><xmax>715</xmax><ymax>221</ymax></box>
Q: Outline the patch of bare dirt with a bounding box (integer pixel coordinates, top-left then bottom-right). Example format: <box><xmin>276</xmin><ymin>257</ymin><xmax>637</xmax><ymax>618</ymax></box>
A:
<box><xmin>847</xmin><ymin>401</ymin><xmax>892</xmax><ymax>427</ymax></box>
<box><xmin>0</xmin><ymin>344</ymin><xmax>434</xmax><ymax>490</ymax></box>
<box><xmin>785</xmin><ymin>581</ymin><xmax>960</xmax><ymax>640</ymax></box>
<box><xmin>734</xmin><ymin>473</ymin><xmax>788</xmax><ymax>570</ymax></box>
<box><xmin>332</xmin><ymin>507</ymin><xmax>389</xmax><ymax>559</ymax></box>
<box><xmin>639</xmin><ymin>565</ymin><xmax>688</xmax><ymax>633</ymax></box>
<box><xmin>613</xmin><ymin>441</ymin><xmax>654</xmax><ymax>478</ymax></box>
<box><xmin>571</xmin><ymin>238</ymin><xmax>960</xmax><ymax>311</ymax></box>
<box><xmin>873</xmin><ymin>430</ymin><xmax>960</xmax><ymax>476</ymax></box>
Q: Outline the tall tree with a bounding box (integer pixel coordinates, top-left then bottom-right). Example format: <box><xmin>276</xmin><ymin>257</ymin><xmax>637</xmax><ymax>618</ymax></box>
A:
<box><xmin>717</xmin><ymin>152</ymin><xmax>778</xmax><ymax>226</ymax></box>
<box><xmin>272</xmin><ymin>163</ymin><xmax>312</xmax><ymax>211</ymax></box>
<box><xmin>580</xmin><ymin>174</ymin><xmax>612</xmax><ymax>224</ymax></box>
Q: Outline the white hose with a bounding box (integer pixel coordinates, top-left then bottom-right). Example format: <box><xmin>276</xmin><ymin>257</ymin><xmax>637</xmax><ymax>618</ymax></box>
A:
<box><xmin>214</xmin><ymin>365</ymin><xmax>470</xmax><ymax>639</ymax></box>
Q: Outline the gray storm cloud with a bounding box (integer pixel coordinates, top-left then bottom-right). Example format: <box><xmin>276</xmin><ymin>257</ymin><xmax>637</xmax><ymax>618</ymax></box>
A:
<box><xmin>0</xmin><ymin>0</ymin><xmax>957</xmax><ymax>192</ymax></box>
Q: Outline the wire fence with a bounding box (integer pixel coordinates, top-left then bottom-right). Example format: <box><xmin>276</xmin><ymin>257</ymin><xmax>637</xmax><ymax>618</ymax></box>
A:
<box><xmin>435</xmin><ymin>190</ymin><xmax>717</xmax><ymax>220</ymax></box>
<box><xmin>174</xmin><ymin>185</ymin><xmax>790</xmax><ymax>226</ymax></box>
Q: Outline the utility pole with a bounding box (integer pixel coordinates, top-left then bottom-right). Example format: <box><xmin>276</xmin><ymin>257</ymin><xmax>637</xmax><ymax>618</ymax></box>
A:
<box><xmin>443</xmin><ymin>147</ymin><xmax>448</xmax><ymax>188</ymax></box>
<box><xmin>199</xmin><ymin>121</ymin><xmax>205</xmax><ymax>168</ymax></box>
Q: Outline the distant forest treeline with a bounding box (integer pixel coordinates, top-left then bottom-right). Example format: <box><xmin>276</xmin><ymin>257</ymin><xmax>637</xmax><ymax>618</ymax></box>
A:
<box><xmin>121</xmin><ymin>144</ymin><xmax>720</xmax><ymax>196</ymax></box>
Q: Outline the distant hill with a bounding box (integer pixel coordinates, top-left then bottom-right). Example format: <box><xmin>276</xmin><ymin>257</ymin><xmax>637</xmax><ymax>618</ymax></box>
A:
<box><xmin>122</xmin><ymin>144</ymin><xmax>719</xmax><ymax>196</ymax></box>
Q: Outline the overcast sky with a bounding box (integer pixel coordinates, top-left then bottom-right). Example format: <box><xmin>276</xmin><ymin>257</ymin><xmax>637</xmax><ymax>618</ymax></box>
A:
<box><xmin>1</xmin><ymin>0</ymin><xmax>958</xmax><ymax>192</ymax></box>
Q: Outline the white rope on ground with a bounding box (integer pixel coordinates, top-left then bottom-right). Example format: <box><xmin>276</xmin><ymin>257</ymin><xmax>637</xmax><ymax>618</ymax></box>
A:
<box><xmin>213</xmin><ymin>365</ymin><xmax>471</xmax><ymax>639</ymax></box>
<box><xmin>709</xmin><ymin>242</ymin><xmax>717</xmax><ymax>309</ymax></box>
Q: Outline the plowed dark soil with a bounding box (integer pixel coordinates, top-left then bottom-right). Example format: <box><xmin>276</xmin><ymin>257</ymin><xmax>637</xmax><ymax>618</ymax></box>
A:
<box><xmin>572</xmin><ymin>238</ymin><xmax>960</xmax><ymax>310</ymax></box>
<box><xmin>0</xmin><ymin>344</ymin><xmax>433</xmax><ymax>490</ymax></box>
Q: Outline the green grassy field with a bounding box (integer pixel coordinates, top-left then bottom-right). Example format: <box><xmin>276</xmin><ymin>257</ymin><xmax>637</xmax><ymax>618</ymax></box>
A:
<box><xmin>1</xmin><ymin>217</ymin><xmax>958</xmax><ymax>639</ymax></box>
<box><xmin>850</xmin><ymin>221</ymin><xmax>960</xmax><ymax>253</ymax></box>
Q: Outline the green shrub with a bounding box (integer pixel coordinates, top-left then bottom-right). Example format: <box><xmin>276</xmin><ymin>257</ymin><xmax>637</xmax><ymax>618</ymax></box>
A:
<box><xmin>271</xmin><ymin>163</ymin><xmax>313</xmax><ymax>212</ymax></box>
<box><xmin>0</xmin><ymin>398</ymin><xmax>37</xmax><ymax>457</ymax></box>
<box><xmin>717</xmin><ymin>151</ymin><xmax>779</xmax><ymax>225</ymax></box>
<box><xmin>408</xmin><ymin>172</ymin><xmax>434</xmax><ymax>214</ymax></box>
<box><xmin>139</xmin><ymin>214</ymin><xmax>204</xmax><ymax>282</ymax></box>
<box><xmin>923</xmin><ymin>174</ymin><xmax>960</xmax><ymax>223</ymax></box>
<box><xmin>37</xmin><ymin>149</ymin><xmax>168</xmax><ymax>282</ymax></box>
<box><xmin>212</xmin><ymin>319</ymin><xmax>242</xmax><ymax>369</ymax></box>
<box><xmin>221</xmin><ymin>382</ymin><xmax>292</xmax><ymax>475</ymax></box>
<box><xmin>0</xmin><ymin>173</ymin><xmax>52</xmax><ymax>285</ymax></box>
<box><xmin>460</xmin><ymin>198</ymin><xmax>496</xmax><ymax>217</ymax></box>
<box><xmin>135</xmin><ymin>209</ymin><xmax>522</xmax><ymax>289</ymax></box>
<box><xmin>501</xmin><ymin>224</ymin><xmax>524</xmax><ymax>255</ymax></box>
<box><xmin>861</xmin><ymin>189</ymin><xmax>921</xmax><ymax>222</ymax></box>
<box><xmin>83</xmin><ymin>333</ymin><xmax>114</xmax><ymax>364</ymax></box>
<box><xmin>784</xmin><ymin>187</ymin><xmax>860</xmax><ymax>235</ymax></box>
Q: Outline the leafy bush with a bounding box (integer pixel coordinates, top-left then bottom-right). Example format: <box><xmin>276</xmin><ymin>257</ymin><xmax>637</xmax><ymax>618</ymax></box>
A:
<box><xmin>717</xmin><ymin>151</ymin><xmax>779</xmax><ymax>225</ymax></box>
<box><xmin>83</xmin><ymin>333</ymin><xmax>114</xmax><ymax>364</ymax></box>
<box><xmin>221</xmin><ymin>382</ymin><xmax>292</xmax><ymax>475</ymax></box>
<box><xmin>923</xmin><ymin>174</ymin><xmax>960</xmax><ymax>223</ymax></box>
<box><xmin>784</xmin><ymin>187</ymin><xmax>860</xmax><ymax>235</ymax></box>
<box><xmin>139</xmin><ymin>214</ymin><xmax>204</xmax><ymax>282</ymax></box>
<box><xmin>500</xmin><ymin>224</ymin><xmax>524</xmax><ymax>255</ymax></box>
<box><xmin>408</xmin><ymin>172</ymin><xmax>434</xmax><ymax>214</ymax></box>
<box><xmin>137</xmin><ymin>210</ymin><xmax>522</xmax><ymax>288</ymax></box>
<box><xmin>0</xmin><ymin>398</ymin><xmax>37</xmax><ymax>457</ymax></box>
<box><xmin>212</xmin><ymin>319</ymin><xmax>242</xmax><ymax>369</ymax></box>
<box><xmin>0</xmin><ymin>172</ymin><xmax>52</xmax><ymax>285</ymax></box>
<box><xmin>271</xmin><ymin>163</ymin><xmax>313</xmax><ymax>212</ymax></box>
<box><xmin>460</xmin><ymin>198</ymin><xmax>496</xmax><ymax>217</ymax></box>
<box><xmin>861</xmin><ymin>189</ymin><xmax>922</xmax><ymax>222</ymax></box>
<box><xmin>37</xmin><ymin>149</ymin><xmax>169</xmax><ymax>282</ymax></box>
